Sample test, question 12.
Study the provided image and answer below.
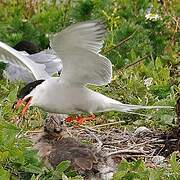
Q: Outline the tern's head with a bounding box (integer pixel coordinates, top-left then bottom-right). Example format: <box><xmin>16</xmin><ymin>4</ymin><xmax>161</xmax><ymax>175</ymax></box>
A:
<box><xmin>14</xmin><ymin>80</ymin><xmax>45</xmax><ymax>116</ymax></box>
<box><xmin>13</xmin><ymin>40</ymin><xmax>40</xmax><ymax>54</ymax></box>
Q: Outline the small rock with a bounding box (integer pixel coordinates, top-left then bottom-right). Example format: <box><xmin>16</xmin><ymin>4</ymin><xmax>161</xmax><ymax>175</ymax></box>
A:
<box><xmin>134</xmin><ymin>126</ymin><xmax>152</xmax><ymax>137</ymax></box>
<box><xmin>152</xmin><ymin>155</ymin><xmax>165</xmax><ymax>165</ymax></box>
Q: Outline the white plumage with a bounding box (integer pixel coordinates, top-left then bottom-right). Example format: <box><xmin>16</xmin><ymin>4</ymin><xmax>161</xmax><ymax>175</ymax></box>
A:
<box><xmin>50</xmin><ymin>21</ymin><xmax>112</xmax><ymax>86</ymax></box>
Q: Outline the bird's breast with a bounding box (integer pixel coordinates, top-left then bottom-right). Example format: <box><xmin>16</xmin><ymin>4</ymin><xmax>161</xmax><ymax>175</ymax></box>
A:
<box><xmin>32</xmin><ymin>84</ymin><xmax>91</xmax><ymax>114</ymax></box>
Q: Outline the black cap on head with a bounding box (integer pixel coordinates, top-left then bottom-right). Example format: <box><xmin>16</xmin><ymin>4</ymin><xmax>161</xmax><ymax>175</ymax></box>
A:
<box><xmin>13</xmin><ymin>40</ymin><xmax>40</xmax><ymax>54</ymax></box>
<box><xmin>17</xmin><ymin>80</ymin><xmax>45</xmax><ymax>99</ymax></box>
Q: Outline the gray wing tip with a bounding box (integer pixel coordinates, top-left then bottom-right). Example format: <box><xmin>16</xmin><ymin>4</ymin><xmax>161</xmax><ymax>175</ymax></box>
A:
<box><xmin>94</xmin><ymin>20</ymin><xmax>106</xmax><ymax>31</ymax></box>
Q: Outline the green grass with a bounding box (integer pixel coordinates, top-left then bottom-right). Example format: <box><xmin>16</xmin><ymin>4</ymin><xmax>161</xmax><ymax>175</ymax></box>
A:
<box><xmin>0</xmin><ymin>0</ymin><xmax>179</xmax><ymax>179</ymax></box>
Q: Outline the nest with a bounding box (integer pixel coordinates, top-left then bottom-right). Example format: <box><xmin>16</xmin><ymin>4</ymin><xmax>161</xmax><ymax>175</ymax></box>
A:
<box><xmin>68</xmin><ymin>125</ymin><xmax>180</xmax><ymax>164</ymax></box>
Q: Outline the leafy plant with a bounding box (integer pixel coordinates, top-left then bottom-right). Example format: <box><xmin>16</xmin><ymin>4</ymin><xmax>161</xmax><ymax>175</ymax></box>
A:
<box><xmin>113</xmin><ymin>153</ymin><xmax>180</xmax><ymax>180</ymax></box>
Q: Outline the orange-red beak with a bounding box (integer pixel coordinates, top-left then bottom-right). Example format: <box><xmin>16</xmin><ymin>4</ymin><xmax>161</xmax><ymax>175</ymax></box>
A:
<box><xmin>15</xmin><ymin>97</ymin><xmax>32</xmax><ymax>116</ymax></box>
<box><xmin>15</xmin><ymin>99</ymin><xmax>24</xmax><ymax>109</ymax></box>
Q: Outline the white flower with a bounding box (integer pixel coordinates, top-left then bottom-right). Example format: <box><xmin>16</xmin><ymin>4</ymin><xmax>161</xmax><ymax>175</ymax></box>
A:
<box><xmin>145</xmin><ymin>13</ymin><xmax>161</xmax><ymax>21</ymax></box>
<box><xmin>145</xmin><ymin>5</ymin><xmax>153</xmax><ymax>15</ymax></box>
<box><xmin>45</xmin><ymin>34</ymin><xmax>49</xmax><ymax>38</ymax></box>
<box><xmin>144</xmin><ymin>77</ymin><xmax>153</xmax><ymax>87</ymax></box>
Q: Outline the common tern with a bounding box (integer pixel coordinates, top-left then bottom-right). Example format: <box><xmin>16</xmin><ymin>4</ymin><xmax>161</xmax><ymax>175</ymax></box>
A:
<box><xmin>0</xmin><ymin>21</ymin><xmax>173</xmax><ymax>123</ymax></box>
<box><xmin>0</xmin><ymin>40</ymin><xmax>62</xmax><ymax>83</ymax></box>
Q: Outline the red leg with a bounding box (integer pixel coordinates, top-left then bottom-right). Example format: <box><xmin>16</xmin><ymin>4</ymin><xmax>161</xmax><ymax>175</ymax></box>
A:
<box><xmin>65</xmin><ymin>115</ymin><xmax>96</xmax><ymax>126</ymax></box>
<box><xmin>76</xmin><ymin>114</ymin><xmax>96</xmax><ymax>125</ymax></box>
<box><xmin>65</xmin><ymin>116</ymin><xmax>75</xmax><ymax>123</ymax></box>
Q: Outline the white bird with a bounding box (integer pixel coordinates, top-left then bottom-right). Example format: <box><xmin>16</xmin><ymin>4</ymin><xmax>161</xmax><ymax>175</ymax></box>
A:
<box><xmin>0</xmin><ymin>40</ymin><xmax>62</xmax><ymax>83</ymax></box>
<box><xmin>0</xmin><ymin>21</ymin><xmax>172</xmax><ymax>123</ymax></box>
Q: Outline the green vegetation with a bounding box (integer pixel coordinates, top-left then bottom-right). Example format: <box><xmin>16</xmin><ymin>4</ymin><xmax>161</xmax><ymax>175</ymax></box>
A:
<box><xmin>0</xmin><ymin>0</ymin><xmax>179</xmax><ymax>179</ymax></box>
<box><xmin>113</xmin><ymin>153</ymin><xmax>180</xmax><ymax>180</ymax></box>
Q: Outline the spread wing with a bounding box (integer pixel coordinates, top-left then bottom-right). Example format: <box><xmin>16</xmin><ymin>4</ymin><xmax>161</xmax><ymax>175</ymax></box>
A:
<box><xmin>4</xmin><ymin>49</ymin><xmax>63</xmax><ymax>83</ymax></box>
<box><xmin>0</xmin><ymin>41</ymin><xmax>49</xmax><ymax>80</ymax></box>
<box><xmin>4</xmin><ymin>64</ymin><xmax>35</xmax><ymax>83</ymax></box>
<box><xmin>50</xmin><ymin>21</ymin><xmax>112</xmax><ymax>86</ymax></box>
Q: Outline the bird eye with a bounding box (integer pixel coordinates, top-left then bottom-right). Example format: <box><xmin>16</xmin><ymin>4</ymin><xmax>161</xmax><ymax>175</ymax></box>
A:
<box><xmin>58</xmin><ymin>70</ymin><xmax>62</xmax><ymax>76</ymax></box>
<box><xmin>54</xmin><ymin>128</ymin><xmax>61</xmax><ymax>133</ymax></box>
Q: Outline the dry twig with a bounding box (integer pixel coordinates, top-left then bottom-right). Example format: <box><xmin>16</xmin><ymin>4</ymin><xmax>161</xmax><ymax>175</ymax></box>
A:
<box><xmin>103</xmin><ymin>30</ymin><xmax>137</xmax><ymax>54</ymax></box>
<box><xmin>120</xmin><ymin>54</ymin><xmax>150</xmax><ymax>71</ymax></box>
<box><xmin>83</xmin><ymin>127</ymin><xmax>103</xmax><ymax>153</ymax></box>
<box><xmin>92</xmin><ymin>121</ymin><xmax>125</xmax><ymax>128</ymax></box>
<box><xmin>106</xmin><ymin>149</ymin><xmax>150</xmax><ymax>157</ymax></box>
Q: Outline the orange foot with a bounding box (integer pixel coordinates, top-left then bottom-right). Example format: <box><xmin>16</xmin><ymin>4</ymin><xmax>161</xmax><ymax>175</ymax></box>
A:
<box><xmin>76</xmin><ymin>115</ymin><xmax>96</xmax><ymax>125</ymax></box>
<box><xmin>65</xmin><ymin>116</ymin><xmax>76</xmax><ymax>123</ymax></box>
<box><xmin>65</xmin><ymin>115</ymin><xmax>96</xmax><ymax>125</ymax></box>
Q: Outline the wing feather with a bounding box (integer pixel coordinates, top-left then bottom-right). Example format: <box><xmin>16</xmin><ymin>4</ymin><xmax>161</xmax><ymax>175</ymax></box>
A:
<box><xmin>0</xmin><ymin>41</ymin><xmax>51</xmax><ymax>80</ymax></box>
<box><xmin>50</xmin><ymin>21</ymin><xmax>112</xmax><ymax>85</ymax></box>
<box><xmin>27</xmin><ymin>50</ymin><xmax>62</xmax><ymax>75</ymax></box>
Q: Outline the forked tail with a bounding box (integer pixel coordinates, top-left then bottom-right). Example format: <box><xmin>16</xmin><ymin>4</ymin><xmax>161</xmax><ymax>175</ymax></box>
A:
<box><xmin>110</xmin><ymin>102</ymin><xmax>173</xmax><ymax>113</ymax></box>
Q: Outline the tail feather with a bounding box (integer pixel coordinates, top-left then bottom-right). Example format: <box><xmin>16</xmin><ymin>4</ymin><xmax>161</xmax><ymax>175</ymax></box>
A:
<box><xmin>111</xmin><ymin>102</ymin><xmax>173</xmax><ymax>113</ymax></box>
